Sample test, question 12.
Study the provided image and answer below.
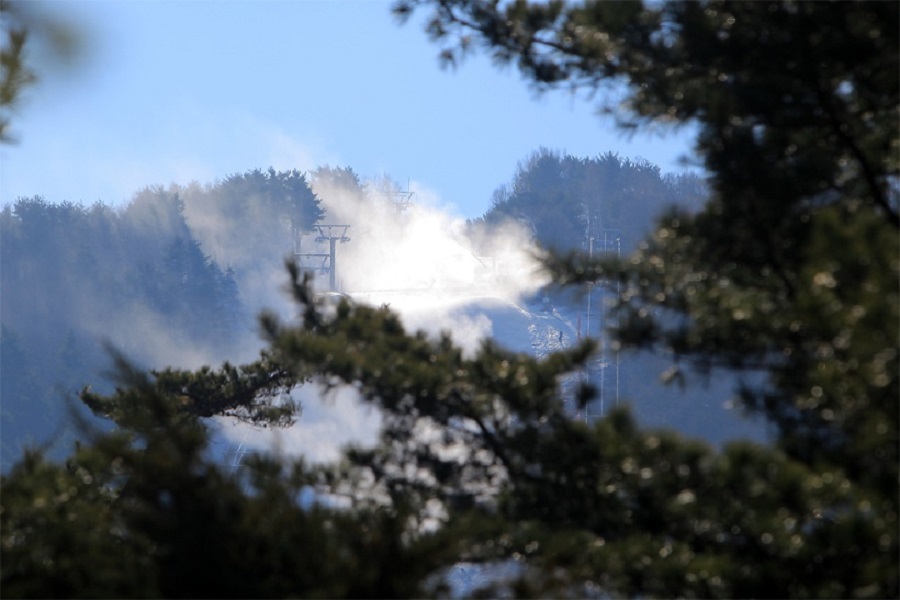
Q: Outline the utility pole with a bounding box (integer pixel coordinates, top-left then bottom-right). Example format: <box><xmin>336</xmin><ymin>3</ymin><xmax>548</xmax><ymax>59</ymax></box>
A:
<box><xmin>294</xmin><ymin>224</ymin><xmax>351</xmax><ymax>291</ymax></box>
<box><xmin>585</xmin><ymin>236</ymin><xmax>594</xmax><ymax>423</ymax></box>
<box><xmin>391</xmin><ymin>179</ymin><xmax>414</xmax><ymax>214</ymax></box>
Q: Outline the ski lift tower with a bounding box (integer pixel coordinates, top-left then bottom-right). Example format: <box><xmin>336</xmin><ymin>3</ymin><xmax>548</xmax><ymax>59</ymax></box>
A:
<box><xmin>294</xmin><ymin>224</ymin><xmax>351</xmax><ymax>291</ymax></box>
<box><xmin>390</xmin><ymin>179</ymin><xmax>415</xmax><ymax>214</ymax></box>
<box><xmin>584</xmin><ymin>228</ymin><xmax>622</xmax><ymax>421</ymax></box>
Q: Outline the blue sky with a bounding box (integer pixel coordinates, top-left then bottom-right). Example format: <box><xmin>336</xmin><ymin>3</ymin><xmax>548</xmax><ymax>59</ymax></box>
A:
<box><xmin>1</xmin><ymin>0</ymin><xmax>698</xmax><ymax>219</ymax></box>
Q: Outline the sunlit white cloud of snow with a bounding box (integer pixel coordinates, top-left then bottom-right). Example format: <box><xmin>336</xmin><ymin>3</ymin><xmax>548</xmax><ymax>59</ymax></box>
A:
<box><xmin>312</xmin><ymin>176</ymin><xmax>548</xmax><ymax>304</ymax></box>
<box><xmin>210</xmin><ymin>172</ymin><xmax>552</xmax><ymax>464</ymax></box>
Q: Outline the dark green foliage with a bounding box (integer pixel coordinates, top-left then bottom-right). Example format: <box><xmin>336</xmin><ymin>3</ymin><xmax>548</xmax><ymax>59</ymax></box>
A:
<box><xmin>2</xmin><ymin>1</ymin><xmax>897</xmax><ymax>597</ymax></box>
<box><xmin>2</xmin><ymin>362</ymin><xmax>453</xmax><ymax>599</ymax></box>
<box><xmin>259</xmin><ymin>265</ymin><xmax>896</xmax><ymax>598</ymax></box>
<box><xmin>596</xmin><ymin>205</ymin><xmax>899</xmax><ymax>496</ymax></box>
<box><xmin>83</xmin><ymin>349</ymin><xmax>304</xmax><ymax>428</ymax></box>
<box><xmin>8</xmin><ymin>257</ymin><xmax>887</xmax><ymax>596</ymax></box>
<box><xmin>400</xmin><ymin>0</ymin><xmax>897</xmax><ymax>224</ymax></box>
<box><xmin>3</xmin><ymin>251</ymin><xmax>896</xmax><ymax>595</ymax></box>
<box><xmin>392</xmin><ymin>0</ymin><xmax>898</xmax><ymax>594</ymax></box>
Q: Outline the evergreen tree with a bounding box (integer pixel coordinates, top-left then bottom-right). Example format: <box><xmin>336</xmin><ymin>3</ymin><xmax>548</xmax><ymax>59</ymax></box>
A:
<box><xmin>2</xmin><ymin>1</ymin><xmax>897</xmax><ymax>597</ymax></box>
<box><xmin>3</xmin><ymin>361</ymin><xmax>452</xmax><ymax>599</ymax></box>
<box><xmin>481</xmin><ymin>148</ymin><xmax>706</xmax><ymax>252</ymax></box>
<box><xmin>216</xmin><ymin>167</ymin><xmax>324</xmax><ymax>233</ymax></box>
<box><xmin>310</xmin><ymin>165</ymin><xmax>366</xmax><ymax>199</ymax></box>
<box><xmin>0</xmin><ymin>190</ymin><xmax>254</xmax><ymax>468</ymax></box>
<box><xmin>392</xmin><ymin>0</ymin><xmax>898</xmax><ymax>592</ymax></box>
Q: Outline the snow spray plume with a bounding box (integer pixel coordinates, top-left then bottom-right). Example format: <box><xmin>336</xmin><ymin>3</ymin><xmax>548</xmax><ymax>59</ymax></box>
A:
<box><xmin>210</xmin><ymin>172</ymin><xmax>554</xmax><ymax>466</ymax></box>
<box><xmin>309</xmin><ymin>173</ymin><xmax>550</xmax><ymax>354</ymax></box>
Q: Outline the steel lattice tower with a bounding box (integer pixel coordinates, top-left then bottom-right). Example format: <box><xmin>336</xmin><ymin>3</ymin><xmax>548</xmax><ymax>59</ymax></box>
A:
<box><xmin>584</xmin><ymin>228</ymin><xmax>621</xmax><ymax>421</ymax></box>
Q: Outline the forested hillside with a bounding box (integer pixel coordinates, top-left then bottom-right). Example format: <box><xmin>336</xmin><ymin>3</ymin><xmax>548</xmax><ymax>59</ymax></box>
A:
<box><xmin>1</xmin><ymin>156</ymin><xmax>708</xmax><ymax>468</ymax></box>
<box><xmin>474</xmin><ymin>149</ymin><xmax>707</xmax><ymax>253</ymax></box>
<box><xmin>0</xmin><ymin>169</ymin><xmax>322</xmax><ymax>467</ymax></box>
